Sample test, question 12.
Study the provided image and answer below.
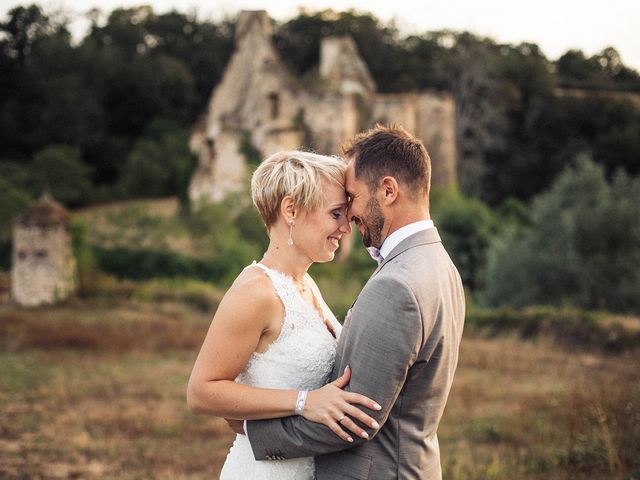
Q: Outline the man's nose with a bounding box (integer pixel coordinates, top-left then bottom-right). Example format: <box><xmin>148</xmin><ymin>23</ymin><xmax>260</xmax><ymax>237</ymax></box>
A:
<box><xmin>347</xmin><ymin>206</ymin><xmax>356</xmax><ymax>223</ymax></box>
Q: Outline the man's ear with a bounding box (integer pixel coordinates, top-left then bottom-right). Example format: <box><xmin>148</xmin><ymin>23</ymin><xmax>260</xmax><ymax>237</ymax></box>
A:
<box><xmin>280</xmin><ymin>195</ymin><xmax>297</xmax><ymax>224</ymax></box>
<box><xmin>380</xmin><ymin>176</ymin><xmax>399</xmax><ymax>205</ymax></box>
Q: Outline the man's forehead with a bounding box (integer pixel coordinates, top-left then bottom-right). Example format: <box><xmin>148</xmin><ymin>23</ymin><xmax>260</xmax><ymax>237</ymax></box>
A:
<box><xmin>345</xmin><ymin>160</ymin><xmax>356</xmax><ymax>184</ymax></box>
<box><xmin>345</xmin><ymin>175</ymin><xmax>357</xmax><ymax>197</ymax></box>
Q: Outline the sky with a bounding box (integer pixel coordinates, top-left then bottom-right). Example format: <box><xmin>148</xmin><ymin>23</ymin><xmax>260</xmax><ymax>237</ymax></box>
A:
<box><xmin>2</xmin><ymin>0</ymin><xmax>639</xmax><ymax>71</ymax></box>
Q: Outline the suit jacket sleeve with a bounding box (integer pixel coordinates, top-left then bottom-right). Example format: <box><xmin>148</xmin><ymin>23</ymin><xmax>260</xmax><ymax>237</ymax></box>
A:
<box><xmin>246</xmin><ymin>274</ymin><xmax>423</xmax><ymax>460</ymax></box>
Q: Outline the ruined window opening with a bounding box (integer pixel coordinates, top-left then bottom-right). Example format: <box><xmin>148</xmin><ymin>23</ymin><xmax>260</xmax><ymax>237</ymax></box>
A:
<box><xmin>205</xmin><ymin>137</ymin><xmax>216</xmax><ymax>161</ymax></box>
<box><xmin>268</xmin><ymin>92</ymin><xmax>280</xmax><ymax>119</ymax></box>
<box><xmin>35</xmin><ymin>250</ymin><xmax>48</xmax><ymax>259</ymax></box>
<box><xmin>17</xmin><ymin>250</ymin><xmax>27</xmax><ymax>260</ymax></box>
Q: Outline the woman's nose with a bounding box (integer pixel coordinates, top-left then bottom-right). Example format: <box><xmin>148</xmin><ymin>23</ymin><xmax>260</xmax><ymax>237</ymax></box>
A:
<box><xmin>339</xmin><ymin>216</ymin><xmax>352</xmax><ymax>234</ymax></box>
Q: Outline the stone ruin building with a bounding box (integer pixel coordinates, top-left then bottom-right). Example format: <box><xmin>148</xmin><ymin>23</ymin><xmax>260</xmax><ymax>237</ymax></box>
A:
<box><xmin>189</xmin><ymin>10</ymin><xmax>457</xmax><ymax>205</ymax></box>
<box><xmin>11</xmin><ymin>193</ymin><xmax>77</xmax><ymax>307</ymax></box>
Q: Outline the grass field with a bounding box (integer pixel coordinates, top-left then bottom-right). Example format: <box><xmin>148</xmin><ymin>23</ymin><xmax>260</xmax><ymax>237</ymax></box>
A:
<box><xmin>1</xmin><ymin>296</ymin><xmax>639</xmax><ymax>479</ymax></box>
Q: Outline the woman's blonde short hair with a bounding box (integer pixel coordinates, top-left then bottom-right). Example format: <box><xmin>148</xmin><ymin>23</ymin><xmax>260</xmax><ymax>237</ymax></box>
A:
<box><xmin>251</xmin><ymin>150</ymin><xmax>346</xmax><ymax>227</ymax></box>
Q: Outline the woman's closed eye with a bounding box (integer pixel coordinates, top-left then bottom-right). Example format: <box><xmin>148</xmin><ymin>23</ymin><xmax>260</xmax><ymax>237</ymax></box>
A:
<box><xmin>331</xmin><ymin>209</ymin><xmax>346</xmax><ymax>220</ymax></box>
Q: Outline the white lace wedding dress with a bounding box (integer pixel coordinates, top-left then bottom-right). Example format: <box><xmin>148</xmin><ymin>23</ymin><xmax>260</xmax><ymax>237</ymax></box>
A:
<box><xmin>219</xmin><ymin>262</ymin><xmax>342</xmax><ymax>480</ymax></box>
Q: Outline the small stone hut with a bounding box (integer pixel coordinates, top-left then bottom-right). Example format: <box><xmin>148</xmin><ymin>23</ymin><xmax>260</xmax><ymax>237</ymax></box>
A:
<box><xmin>11</xmin><ymin>193</ymin><xmax>77</xmax><ymax>307</ymax></box>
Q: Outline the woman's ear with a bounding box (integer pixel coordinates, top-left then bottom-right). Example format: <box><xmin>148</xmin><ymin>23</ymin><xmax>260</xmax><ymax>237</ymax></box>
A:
<box><xmin>280</xmin><ymin>195</ymin><xmax>297</xmax><ymax>224</ymax></box>
<box><xmin>380</xmin><ymin>176</ymin><xmax>399</xmax><ymax>205</ymax></box>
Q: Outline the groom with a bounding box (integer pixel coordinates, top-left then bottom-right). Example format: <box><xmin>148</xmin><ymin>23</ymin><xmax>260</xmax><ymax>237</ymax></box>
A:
<box><xmin>246</xmin><ymin>124</ymin><xmax>465</xmax><ymax>479</ymax></box>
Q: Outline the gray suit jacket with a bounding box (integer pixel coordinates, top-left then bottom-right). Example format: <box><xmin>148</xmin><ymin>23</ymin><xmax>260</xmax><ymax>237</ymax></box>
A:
<box><xmin>246</xmin><ymin>228</ymin><xmax>465</xmax><ymax>479</ymax></box>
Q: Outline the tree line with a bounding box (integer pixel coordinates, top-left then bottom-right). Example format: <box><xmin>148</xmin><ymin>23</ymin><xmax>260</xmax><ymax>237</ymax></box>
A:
<box><xmin>2</xmin><ymin>5</ymin><xmax>640</xmax><ymax>313</ymax></box>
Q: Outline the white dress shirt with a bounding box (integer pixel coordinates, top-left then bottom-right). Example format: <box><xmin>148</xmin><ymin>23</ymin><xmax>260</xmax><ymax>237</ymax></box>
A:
<box><xmin>379</xmin><ymin>219</ymin><xmax>435</xmax><ymax>261</ymax></box>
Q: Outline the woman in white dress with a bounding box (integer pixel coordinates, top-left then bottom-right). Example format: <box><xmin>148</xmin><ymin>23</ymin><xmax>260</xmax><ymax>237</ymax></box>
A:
<box><xmin>187</xmin><ymin>151</ymin><xmax>381</xmax><ymax>479</ymax></box>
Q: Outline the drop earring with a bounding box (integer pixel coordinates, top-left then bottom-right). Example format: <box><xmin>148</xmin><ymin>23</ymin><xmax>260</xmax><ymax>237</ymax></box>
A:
<box><xmin>288</xmin><ymin>220</ymin><xmax>294</xmax><ymax>246</ymax></box>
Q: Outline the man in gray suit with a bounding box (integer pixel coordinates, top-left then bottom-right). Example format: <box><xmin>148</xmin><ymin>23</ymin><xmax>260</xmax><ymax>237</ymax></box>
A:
<box><xmin>245</xmin><ymin>124</ymin><xmax>465</xmax><ymax>479</ymax></box>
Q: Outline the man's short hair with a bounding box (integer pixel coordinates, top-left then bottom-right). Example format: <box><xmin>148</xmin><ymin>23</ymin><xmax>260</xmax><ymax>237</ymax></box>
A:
<box><xmin>342</xmin><ymin>123</ymin><xmax>431</xmax><ymax>198</ymax></box>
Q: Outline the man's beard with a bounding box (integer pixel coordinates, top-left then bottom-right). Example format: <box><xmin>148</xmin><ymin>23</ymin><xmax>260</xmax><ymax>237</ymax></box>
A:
<box><xmin>360</xmin><ymin>197</ymin><xmax>385</xmax><ymax>248</ymax></box>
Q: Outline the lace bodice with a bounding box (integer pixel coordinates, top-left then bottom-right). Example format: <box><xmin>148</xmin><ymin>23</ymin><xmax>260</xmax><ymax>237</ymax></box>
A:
<box><xmin>219</xmin><ymin>262</ymin><xmax>342</xmax><ymax>480</ymax></box>
<box><xmin>237</xmin><ymin>261</ymin><xmax>342</xmax><ymax>390</ymax></box>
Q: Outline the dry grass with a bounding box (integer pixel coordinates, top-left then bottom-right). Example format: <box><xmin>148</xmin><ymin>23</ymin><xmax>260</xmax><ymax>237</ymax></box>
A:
<box><xmin>1</xmin><ymin>300</ymin><xmax>639</xmax><ymax>479</ymax></box>
<box><xmin>441</xmin><ymin>335</ymin><xmax>640</xmax><ymax>479</ymax></box>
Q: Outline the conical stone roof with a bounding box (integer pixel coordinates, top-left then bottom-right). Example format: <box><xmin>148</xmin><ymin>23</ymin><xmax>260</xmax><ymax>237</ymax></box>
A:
<box><xmin>15</xmin><ymin>192</ymin><xmax>71</xmax><ymax>227</ymax></box>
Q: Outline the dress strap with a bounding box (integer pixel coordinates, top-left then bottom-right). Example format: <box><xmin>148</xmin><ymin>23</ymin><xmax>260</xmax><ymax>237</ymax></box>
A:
<box><xmin>248</xmin><ymin>261</ymin><xmax>270</xmax><ymax>273</ymax></box>
<box><xmin>245</xmin><ymin>261</ymin><xmax>296</xmax><ymax>317</ymax></box>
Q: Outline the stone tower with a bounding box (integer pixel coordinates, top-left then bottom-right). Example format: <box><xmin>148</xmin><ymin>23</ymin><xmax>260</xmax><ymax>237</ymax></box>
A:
<box><xmin>320</xmin><ymin>36</ymin><xmax>376</xmax><ymax>95</ymax></box>
<box><xmin>11</xmin><ymin>193</ymin><xmax>77</xmax><ymax>307</ymax></box>
<box><xmin>188</xmin><ymin>10</ymin><xmax>302</xmax><ymax>204</ymax></box>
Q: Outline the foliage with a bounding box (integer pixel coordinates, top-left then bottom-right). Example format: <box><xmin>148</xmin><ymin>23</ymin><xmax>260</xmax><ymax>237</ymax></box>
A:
<box><xmin>557</xmin><ymin>47</ymin><xmax>640</xmax><ymax>91</ymax></box>
<box><xmin>118</xmin><ymin>120</ymin><xmax>196</xmax><ymax>200</ymax></box>
<box><xmin>0</xmin><ymin>173</ymin><xmax>32</xmax><ymax>239</ymax></box>
<box><xmin>465</xmin><ymin>306</ymin><xmax>640</xmax><ymax>354</ymax></box>
<box><xmin>1</xmin><ymin>5</ymin><xmax>639</xmax><ymax>206</ymax></box>
<box><xmin>480</xmin><ymin>94</ymin><xmax>640</xmax><ymax>205</ymax></box>
<box><xmin>238</xmin><ymin>130</ymin><xmax>262</xmax><ymax>168</ymax></box>
<box><xmin>69</xmin><ymin>219</ymin><xmax>97</xmax><ymax>296</ymax></box>
<box><xmin>274</xmin><ymin>10</ymin><xmax>412</xmax><ymax>92</ymax></box>
<box><xmin>92</xmin><ymin>246</ymin><xmax>225</xmax><ymax>283</ymax></box>
<box><xmin>29</xmin><ymin>144</ymin><xmax>93</xmax><ymax>206</ymax></box>
<box><xmin>0</xmin><ymin>4</ymin><xmax>232</xmax><ymax>199</ymax></box>
<box><xmin>482</xmin><ymin>156</ymin><xmax>640</xmax><ymax>313</ymax></box>
<box><xmin>131</xmin><ymin>277</ymin><xmax>223</xmax><ymax>313</ymax></box>
<box><xmin>432</xmin><ymin>188</ymin><xmax>498</xmax><ymax>291</ymax></box>
<box><xmin>88</xmin><ymin>196</ymin><xmax>265</xmax><ymax>286</ymax></box>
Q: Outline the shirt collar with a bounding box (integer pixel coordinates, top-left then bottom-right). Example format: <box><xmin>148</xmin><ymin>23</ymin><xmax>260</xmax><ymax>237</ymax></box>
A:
<box><xmin>379</xmin><ymin>220</ymin><xmax>435</xmax><ymax>260</ymax></box>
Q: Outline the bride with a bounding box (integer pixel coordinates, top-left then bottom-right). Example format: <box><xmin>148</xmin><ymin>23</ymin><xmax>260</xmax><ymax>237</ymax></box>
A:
<box><xmin>187</xmin><ymin>151</ymin><xmax>381</xmax><ymax>479</ymax></box>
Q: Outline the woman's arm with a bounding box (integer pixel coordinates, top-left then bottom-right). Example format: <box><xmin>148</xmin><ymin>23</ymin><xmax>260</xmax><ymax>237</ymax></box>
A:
<box><xmin>187</xmin><ymin>269</ymin><xmax>380</xmax><ymax>440</ymax></box>
<box><xmin>187</xmin><ymin>271</ymin><xmax>297</xmax><ymax>419</ymax></box>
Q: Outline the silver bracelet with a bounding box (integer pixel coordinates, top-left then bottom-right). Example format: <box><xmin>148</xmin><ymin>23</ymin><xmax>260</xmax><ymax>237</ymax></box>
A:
<box><xmin>294</xmin><ymin>390</ymin><xmax>308</xmax><ymax>415</ymax></box>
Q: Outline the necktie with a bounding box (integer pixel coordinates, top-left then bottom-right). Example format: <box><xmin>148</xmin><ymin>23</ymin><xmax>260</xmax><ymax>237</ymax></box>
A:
<box><xmin>366</xmin><ymin>246</ymin><xmax>384</xmax><ymax>265</ymax></box>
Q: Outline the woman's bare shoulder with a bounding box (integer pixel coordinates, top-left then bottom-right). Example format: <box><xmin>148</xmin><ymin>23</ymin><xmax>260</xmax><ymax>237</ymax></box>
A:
<box><xmin>217</xmin><ymin>265</ymin><xmax>281</xmax><ymax>320</ymax></box>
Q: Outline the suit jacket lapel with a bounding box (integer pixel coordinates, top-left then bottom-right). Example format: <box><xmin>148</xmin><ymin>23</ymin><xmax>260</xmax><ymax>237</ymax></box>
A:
<box><xmin>346</xmin><ymin>228</ymin><xmax>442</xmax><ymax>311</ymax></box>
<box><xmin>372</xmin><ymin>227</ymin><xmax>442</xmax><ymax>277</ymax></box>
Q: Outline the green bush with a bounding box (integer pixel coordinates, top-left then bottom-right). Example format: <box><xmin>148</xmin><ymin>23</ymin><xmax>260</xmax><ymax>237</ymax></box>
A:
<box><xmin>69</xmin><ymin>219</ymin><xmax>98</xmax><ymax>296</ymax></box>
<box><xmin>432</xmin><ymin>189</ymin><xmax>498</xmax><ymax>291</ymax></box>
<box><xmin>92</xmin><ymin>246</ymin><xmax>226</xmax><ymax>282</ymax></box>
<box><xmin>29</xmin><ymin>145</ymin><xmax>93</xmax><ymax>206</ymax></box>
<box><xmin>132</xmin><ymin>278</ymin><xmax>223</xmax><ymax>312</ymax></box>
<box><xmin>118</xmin><ymin>122</ymin><xmax>197</xmax><ymax>200</ymax></box>
<box><xmin>91</xmin><ymin>242</ymin><xmax>261</xmax><ymax>287</ymax></box>
<box><xmin>0</xmin><ymin>176</ymin><xmax>33</xmax><ymax>240</ymax></box>
<box><xmin>466</xmin><ymin>306</ymin><xmax>640</xmax><ymax>354</ymax></box>
<box><xmin>482</xmin><ymin>156</ymin><xmax>640</xmax><ymax>313</ymax></box>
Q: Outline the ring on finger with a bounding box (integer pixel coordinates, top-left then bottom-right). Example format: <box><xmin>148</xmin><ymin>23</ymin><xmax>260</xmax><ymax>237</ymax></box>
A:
<box><xmin>337</xmin><ymin>415</ymin><xmax>345</xmax><ymax>422</ymax></box>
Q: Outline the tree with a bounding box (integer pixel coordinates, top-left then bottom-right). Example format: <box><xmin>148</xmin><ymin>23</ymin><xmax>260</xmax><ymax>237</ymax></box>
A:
<box><xmin>0</xmin><ymin>177</ymin><xmax>32</xmax><ymax>239</ymax></box>
<box><xmin>557</xmin><ymin>49</ymin><xmax>602</xmax><ymax>83</ymax></box>
<box><xmin>449</xmin><ymin>33</ymin><xmax>512</xmax><ymax>197</ymax></box>
<box><xmin>556</xmin><ymin>47</ymin><xmax>640</xmax><ymax>90</ymax></box>
<box><xmin>274</xmin><ymin>10</ymin><xmax>411</xmax><ymax>92</ymax></box>
<box><xmin>1</xmin><ymin>4</ymin><xmax>54</xmax><ymax>61</ymax></box>
<box><xmin>29</xmin><ymin>145</ymin><xmax>93</xmax><ymax>206</ymax></box>
<box><xmin>432</xmin><ymin>189</ymin><xmax>497</xmax><ymax>291</ymax></box>
<box><xmin>482</xmin><ymin>156</ymin><xmax>640</xmax><ymax>313</ymax></box>
<box><xmin>118</xmin><ymin>120</ymin><xmax>196</xmax><ymax>199</ymax></box>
